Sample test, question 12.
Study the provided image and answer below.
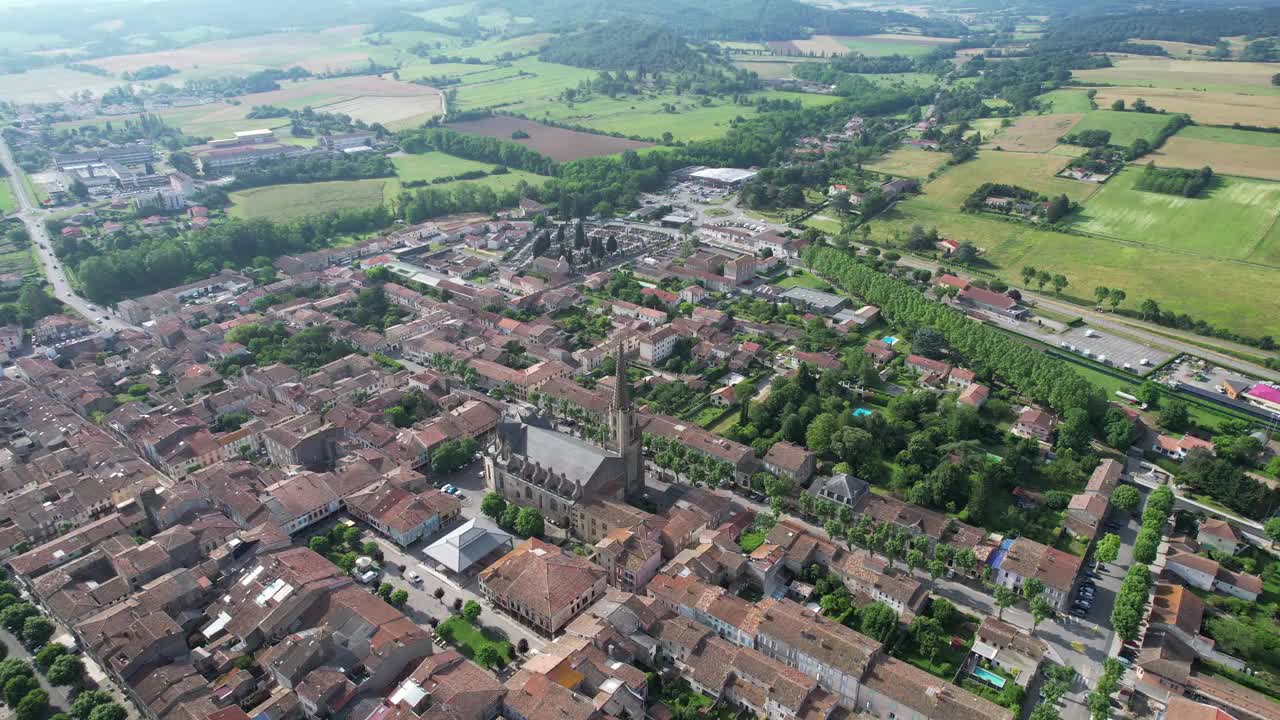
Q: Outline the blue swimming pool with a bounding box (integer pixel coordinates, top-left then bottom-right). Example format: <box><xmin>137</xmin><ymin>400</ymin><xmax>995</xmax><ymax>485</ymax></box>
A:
<box><xmin>882</xmin><ymin>336</ymin><xmax>899</xmax><ymax>344</ymax></box>
<box><xmin>852</xmin><ymin>408</ymin><xmax>874</xmax><ymax>417</ymax></box>
<box><xmin>972</xmin><ymin>667</ymin><xmax>1008</xmax><ymax>689</ymax></box>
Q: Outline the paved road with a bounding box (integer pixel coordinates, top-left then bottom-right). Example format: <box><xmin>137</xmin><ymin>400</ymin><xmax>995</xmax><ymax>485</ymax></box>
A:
<box><xmin>0</xmin><ymin>136</ymin><xmax>136</xmax><ymax>334</ymax></box>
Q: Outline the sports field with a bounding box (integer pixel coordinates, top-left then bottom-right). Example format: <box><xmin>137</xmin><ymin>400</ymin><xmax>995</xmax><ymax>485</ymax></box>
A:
<box><xmin>1090</xmin><ymin>87</ymin><xmax>1280</xmax><ymax>127</ymax></box>
<box><xmin>1064</xmin><ymin>110</ymin><xmax>1172</xmax><ymax>147</ymax></box>
<box><xmin>1072</xmin><ymin>166</ymin><xmax>1280</xmax><ymax>264</ymax></box>
<box><xmin>984</xmin><ymin>114</ymin><xmax>1083</xmax><ymax>153</ymax></box>
<box><xmin>1151</xmin><ymin>136</ymin><xmax>1280</xmax><ymax>182</ymax></box>
<box><xmin>1074</xmin><ymin>56</ymin><xmax>1280</xmax><ymax>96</ymax></box>
<box><xmin>863</xmin><ymin>147</ymin><xmax>952</xmax><ymax>178</ymax></box>
<box><xmin>1035</xmin><ymin>89</ymin><xmax>1094</xmax><ymax>113</ymax></box>
<box><xmin>920</xmin><ymin>151</ymin><xmax>1101</xmax><ymax>206</ymax></box>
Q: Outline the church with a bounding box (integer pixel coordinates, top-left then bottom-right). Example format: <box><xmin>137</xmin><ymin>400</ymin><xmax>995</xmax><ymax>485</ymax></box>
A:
<box><xmin>485</xmin><ymin>343</ymin><xmax>648</xmax><ymax>543</ymax></box>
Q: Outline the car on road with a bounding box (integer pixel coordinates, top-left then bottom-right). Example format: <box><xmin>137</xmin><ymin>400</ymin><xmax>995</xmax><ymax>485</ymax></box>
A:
<box><xmin>406</xmin><ymin>571</ymin><xmax>423</xmax><ymax>584</ymax></box>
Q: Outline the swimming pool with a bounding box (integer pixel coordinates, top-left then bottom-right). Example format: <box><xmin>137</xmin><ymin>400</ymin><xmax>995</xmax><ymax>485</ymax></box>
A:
<box><xmin>882</xmin><ymin>336</ymin><xmax>899</xmax><ymax>344</ymax></box>
<box><xmin>972</xmin><ymin>667</ymin><xmax>1008</xmax><ymax>689</ymax></box>
<box><xmin>852</xmin><ymin>408</ymin><xmax>874</xmax><ymax>417</ymax></box>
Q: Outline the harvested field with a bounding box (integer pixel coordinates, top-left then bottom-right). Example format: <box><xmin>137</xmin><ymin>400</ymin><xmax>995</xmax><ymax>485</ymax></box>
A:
<box><xmin>732</xmin><ymin>59</ymin><xmax>817</xmax><ymax>79</ymax></box>
<box><xmin>447</xmin><ymin>116</ymin><xmax>653</xmax><ymax>161</ymax></box>
<box><xmin>840</xmin><ymin>33</ymin><xmax>958</xmax><ymax>56</ymax></box>
<box><xmin>1088</xmin><ymin>87</ymin><xmax>1280</xmax><ymax>126</ymax></box>
<box><xmin>1150</xmin><ymin>137</ymin><xmax>1280</xmax><ymax>182</ymax></box>
<box><xmin>315</xmin><ymin>94</ymin><xmax>443</xmax><ymax>129</ymax></box>
<box><xmin>1074</xmin><ymin>56</ymin><xmax>1280</xmax><ymax>95</ymax></box>
<box><xmin>983</xmin><ymin>114</ymin><xmax>1083</xmax><ymax>153</ymax></box>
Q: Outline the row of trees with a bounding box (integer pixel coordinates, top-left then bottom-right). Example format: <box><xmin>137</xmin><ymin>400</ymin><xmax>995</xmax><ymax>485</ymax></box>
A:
<box><xmin>805</xmin><ymin>246</ymin><xmax>1105</xmax><ymax>417</ymax></box>
<box><xmin>1133</xmin><ymin>485</ymin><xmax>1174</xmax><ymax>565</ymax></box>
<box><xmin>222</xmin><ymin>153</ymin><xmax>394</xmax><ymax>189</ymax></box>
<box><xmin>479</xmin><ymin>493</ymin><xmax>547</xmax><ymax>538</ymax></box>
<box><xmin>1134</xmin><ymin>163</ymin><xmax>1214</xmax><ymax>198</ymax></box>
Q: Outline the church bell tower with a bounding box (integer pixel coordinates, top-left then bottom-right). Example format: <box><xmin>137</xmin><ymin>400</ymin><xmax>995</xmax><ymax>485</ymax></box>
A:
<box><xmin>610</xmin><ymin>340</ymin><xmax>645</xmax><ymax>499</ymax></box>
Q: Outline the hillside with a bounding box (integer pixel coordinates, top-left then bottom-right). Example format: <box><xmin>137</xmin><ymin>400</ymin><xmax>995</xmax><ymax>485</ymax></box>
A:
<box><xmin>539</xmin><ymin>21</ymin><xmax>707</xmax><ymax>72</ymax></box>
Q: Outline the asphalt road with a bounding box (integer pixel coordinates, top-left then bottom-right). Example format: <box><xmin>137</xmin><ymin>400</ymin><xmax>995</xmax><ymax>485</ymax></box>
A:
<box><xmin>0</xmin><ymin>136</ymin><xmax>136</xmax><ymax>334</ymax></box>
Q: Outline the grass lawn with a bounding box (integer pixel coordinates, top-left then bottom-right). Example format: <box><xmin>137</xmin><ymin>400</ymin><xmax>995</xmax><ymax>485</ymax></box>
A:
<box><xmin>1062</xmin><ymin>110</ymin><xmax>1173</xmax><ymax>147</ymax></box>
<box><xmin>1053</xmin><ymin>533</ymin><xmax>1090</xmax><ymax>558</ymax></box>
<box><xmin>1036</xmin><ymin>89</ymin><xmax>1094</xmax><ymax>113</ymax></box>
<box><xmin>916</xmin><ymin>151</ymin><xmax>1101</xmax><ymax>207</ymax></box>
<box><xmin>776</xmin><ymin>270</ymin><xmax>833</xmax><ymax>291</ymax></box>
<box><xmin>383</xmin><ymin>169</ymin><xmax>550</xmax><ymax>203</ymax></box>
<box><xmin>710</xmin><ymin>412</ymin><xmax>740</xmax><ymax>436</ymax></box>
<box><xmin>436</xmin><ymin>615</ymin><xmax>514</xmax><ymax>664</ymax></box>
<box><xmin>0</xmin><ymin>248</ymin><xmax>34</xmax><ymax>275</ymax></box>
<box><xmin>739</xmin><ymin>529</ymin><xmax>768</xmax><ymax>553</ymax></box>
<box><xmin>1071</xmin><ymin>166</ymin><xmax>1280</xmax><ymax>265</ymax></box>
<box><xmin>229</xmin><ymin>179</ymin><xmax>388</xmax><ymax>221</ymax></box>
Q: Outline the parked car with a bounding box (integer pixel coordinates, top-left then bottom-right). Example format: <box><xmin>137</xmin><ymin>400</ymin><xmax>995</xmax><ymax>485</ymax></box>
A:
<box><xmin>1070</xmin><ymin>608</ymin><xmax>1088</xmax><ymax>618</ymax></box>
<box><xmin>406</xmin><ymin>571</ymin><xmax>423</xmax><ymax>584</ymax></box>
<box><xmin>356</xmin><ymin>569</ymin><xmax>379</xmax><ymax>584</ymax></box>
<box><xmin>441</xmin><ymin>484</ymin><xmax>458</xmax><ymax>495</ymax></box>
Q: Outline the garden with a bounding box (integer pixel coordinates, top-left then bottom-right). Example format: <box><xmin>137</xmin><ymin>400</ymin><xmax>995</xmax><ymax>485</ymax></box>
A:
<box><xmin>435</xmin><ymin>609</ymin><xmax>514</xmax><ymax>669</ymax></box>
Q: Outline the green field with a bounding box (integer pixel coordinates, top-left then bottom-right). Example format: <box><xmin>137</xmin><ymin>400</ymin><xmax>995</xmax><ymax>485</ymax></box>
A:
<box><xmin>862</xmin><ymin>199</ymin><xmax>1280</xmax><ymax>338</ymax></box>
<box><xmin>0</xmin><ymin>182</ymin><xmax>15</xmax><ymax>214</ymax></box>
<box><xmin>1036</xmin><ymin>89</ymin><xmax>1094</xmax><ymax>113</ymax></box>
<box><xmin>229</xmin><ymin>179</ymin><xmax>390</xmax><ymax>220</ymax></box>
<box><xmin>390</xmin><ymin>152</ymin><xmax>496</xmax><ymax>183</ymax></box>
<box><xmin>864</xmin><ymin>147</ymin><xmax>952</xmax><ymax>178</ymax></box>
<box><xmin>1064</xmin><ymin>110</ymin><xmax>1172</xmax><ymax>147</ymax></box>
<box><xmin>914</xmin><ymin>150</ymin><xmax>1101</xmax><ymax>207</ymax></box>
<box><xmin>382</xmin><ymin>168</ymin><xmax>549</xmax><ymax>203</ymax></box>
<box><xmin>1073</xmin><ymin>56</ymin><xmax>1280</xmax><ymax>97</ymax></box>
<box><xmin>839</xmin><ymin>36</ymin><xmax>953</xmax><ymax>57</ymax></box>
<box><xmin>1072</xmin><ymin>166</ymin><xmax>1280</xmax><ymax>264</ymax></box>
<box><xmin>1176</xmin><ymin>125</ymin><xmax>1280</xmax><ymax>148</ymax></box>
<box><xmin>436</xmin><ymin>616</ymin><xmax>514</xmax><ymax>664</ymax></box>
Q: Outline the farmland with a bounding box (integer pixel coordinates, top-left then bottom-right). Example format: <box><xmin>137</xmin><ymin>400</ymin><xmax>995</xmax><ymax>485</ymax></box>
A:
<box><xmin>863</xmin><ymin>147</ymin><xmax>952</xmax><ymax>178</ymax></box>
<box><xmin>1150</xmin><ymin>137</ymin><xmax>1280</xmax><ymax>182</ymax></box>
<box><xmin>1176</xmin><ymin>126</ymin><xmax>1280</xmax><ymax>148</ymax></box>
<box><xmin>1062</xmin><ymin>110</ymin><xmax>1172</xmax><ymax>147</ymax></box>
<box><xmin>1087</xmin><ymin>87</ymin><xmax>1280</xmax><ymax>127</ymax></box>
<box><xmin>984</xmin><ymin>114</ymin><xmax>1083</xmax><ymax>153</ymax></box>
<box><xmin>1071</xmin><ymin>166</ymin><xmax>1280</xmax><ymax>264</ymax></box>
<box><xmin>1073</xmin><ymin>56</ymin><xmax>1280</xmax><ymax>95</ymax></box>
<box><xmin>390</xmin><ymin>152</ymin><xmax>497</xmax><ymax>184</ymax></box>
<box><xmin>382</xmin><ymin>168</ymin><xmax>549</xmax><ymax>203</ymax></box>
<box><xmin>1035</xmin><ymin>89</ymin><xmax>1094</xmax><ymax>113</ymax></box>
<box><xmin>0</xmin><ymin>182</ymin><xmax>15</xmax><ymax>214</ymax></box>
<box><xmin>1128</xmin><ymin>38</ymin><xmax>1218</xmax><ymax>58</ymax></box>
<box><xmin>229</xmin><ymin>179</ymin><xmax>389</xmax><ymax>221</ymax></box>
<box><xmin>838</xmin><ymin>33</ymin><xmax>958</xmax><ymax>56</ymax></box>
<box><xmin>447</xmin><ymin>116</ymin><xmax>654</xmax><ymax>161</ymax></box>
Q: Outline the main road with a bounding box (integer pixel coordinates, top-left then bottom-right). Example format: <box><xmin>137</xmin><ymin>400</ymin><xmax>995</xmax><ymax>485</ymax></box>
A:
<box><xmin>0</xmin><ymin>136</ymin><xmax>137</xmax><ymax>333</ymax></box>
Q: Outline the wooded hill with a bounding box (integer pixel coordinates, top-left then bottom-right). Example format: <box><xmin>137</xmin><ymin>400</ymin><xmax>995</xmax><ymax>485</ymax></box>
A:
<box><xmin>539</xmin><ymin>21</ymin><xmax>707</xmax><ymax>72</ymax></box>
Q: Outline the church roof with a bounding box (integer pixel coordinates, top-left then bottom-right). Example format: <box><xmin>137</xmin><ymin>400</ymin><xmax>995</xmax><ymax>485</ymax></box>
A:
<box><xmin>499</xmin><ymin>421</ymin><xmax>621</xmax><ymax>488</ymax></box>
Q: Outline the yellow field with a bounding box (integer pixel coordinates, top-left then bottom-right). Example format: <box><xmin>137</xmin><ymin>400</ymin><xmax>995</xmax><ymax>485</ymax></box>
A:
<box><xmin>1089</xmin><ymin>87</ymin><xmax>1280</xmax><ymax>126</ymax></box>
<box><xmin>983</xmin><ymin>114</ymin><xmax>1082</xmax><ymax>153</ymax></box>
<box><xmin>1149</xmin><ymin>137</ymin><xmax>1280</xmax><ymax>181</ymax></box>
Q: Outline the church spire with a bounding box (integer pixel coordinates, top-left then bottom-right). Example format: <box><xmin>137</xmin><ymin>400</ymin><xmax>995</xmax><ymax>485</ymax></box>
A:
<box><xmin>613</xmin><ymin>338</ymin><xmax>630</xmax><ymax>412</ymax></box>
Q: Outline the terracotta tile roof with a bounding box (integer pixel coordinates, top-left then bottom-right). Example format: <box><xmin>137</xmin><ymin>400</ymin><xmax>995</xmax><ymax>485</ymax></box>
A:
<box><xmin>1148</xmin><ymin>583</ymin><xmax>1205</xmax><ymax>636</ymax></box>
<box><xmin>1198</xmin><ymin>519</ymin><xmax>1241</xmax><ymax>543</ymax></box>
<box><xmin>480</xmin><ymin>538</ymin><xmax>605</xmax><ymax>620</ymax></box>
<box><xmin>862</xmin><ymin>656</ymin><xmax>1013</xmax><ymax>720</ymax></box>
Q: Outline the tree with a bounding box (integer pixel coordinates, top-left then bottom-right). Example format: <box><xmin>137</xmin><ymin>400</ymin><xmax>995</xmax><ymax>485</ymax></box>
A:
<box><xmin>476</xmin><ymin>646</ymin><xmax>501</xmax><ymax>669</ymax></box>
<box><xmin>1046</xmin><ymin>195</ymin><xmax>1070</xmax><ymax>223</ymax></box>
<box><xmin>1107</xmin><ymin>288</ymin><xmax>1126</xmax><ymax>311</ymax></box>
<box><xmin>806</xmin><ymin>413</ymin><xmax>838</xmax><ymax>456</ymax></box>
<box><xmin>23</xmin><ymin>615</ymin><xmax>54</xmax><ymax>647</ymax></box>
<box><xmin>480</xmin><ymin>493</ymin><xmax>507</xmax><ymax>520</ymax></box>
<box><xmin>515</xmin><ymin>507</ymin><xmax>544</xmax><ymax>538</ymax></box>
<box><xmin>0</xmin><ymin>603</ymin><xmax>36</xmax><ymax>634</ymax></box>
<box><xmin>33</xmin><ymin>644</ymin><xmax>67</xmax><ymax>672</ymax></box>
<box><xmin>1095</xmin><ymin>533</ymin><xmax>1121</xmax><ymax>567</ymax></box>
<box><xmin>1035</xmin><ymin>271</ymin><xmax>1051</xmax><ymax>291</ymax></box>
<box><xmin>88</xmin><ymin>704</ymin><xmax>127</xmax><ymax>720</ymax></box>
<box><xmin>1021</xmin><ymin>266</ymin><xmax>1037</xmax><ymax>286</ymax></box>
<box><xmin>16</xmin><ymin>689</ymin><xmax>48</xmax><ymax>720</ymax></box>
<box><xmin>389</xmin><ymin>590</ymin><xmax>409</xmax><ymax>608</ymax></box>
<box><xmin>1030</xmin><ymin>596</ymin><xmax>1053</xmax><ymax>633</ymax></box>
<box><xmin>912</xmin><ymin>327</ymin><xmax>946</xmax><ymax>359</ymax></box>
<box><xmin>463</xmin><ymin>600</ymin><xmax>481</xmax><ymax>623</ymax></box>
<box><xmin>1111</xmin><ymin>99</ymin><xmax>1125</xmax><ymax>111</ymax></box>
<box><xmin>4</xmin><ymin>675</ymin><xmax>35</xmax><ymax>707</ymax></box>
<box><xmin>453</xmin><ymin>597</ymin><xmax>464</xmax><ymax>612</ymax></box>
<box><xmin>1111</xmin><ymin>485</ymin><xmax>1140</xmax><ymax>515</ymax></box>
<box><xmin>308</xmin><ymin>536</ymin><xmax>332</xmax><ymax>555</ymax></box>
<box><xmin>47</xmin><ymin>655</ymin><xmax>84</xmax><ymax>688</ymax></box>
<box><xmin>1266</xmin><ymin>517</ymin><xmax>1280</xmax><ymax>543</ymax></box>
<box><xmin>433</xmin><ymin>588</ymin><xmax>445</xmax><ymax>601</ymax></box>
<box><xmin>1159</xmin><ymin>400</ymin><xmax>1189</xmax><ymax>432</ymax></box>
<box><xmin>1022</xmin><ymin>578</ymin><xmax>1044</xmax><ymax>601</ymax></box>
<box><xmin>377</xmin><ymin>582</ymin><xmax>393</xmax><ymax>600</ymax></box>
<box><xmin>953</xmin><ymin>242</ymin><xmax>978</xmax><ymax>264</ymax></box>
<box><xmin>908</xmin><ymin>615</ymin><xmax>946</xmax><ymax>661</ymax></box>
<box><xmin>1093</xmin><ymin>286</ymin><xmax>1110</xmax><ymax>304</ymax></box>
<box><xmin>994</xmin><ymin>586</ymin><xmax>1018</xmax><ymax>620</ymax></box>
<box><xmin>71</xmin><ymin>692</ymin><xmax>113</xmax><ymax>720</ymax></box>
<box><xmin>1051</xmin><ymin>274</ymin><xmax>1068</xmax><ymax>295</ymax></box>
<box><xmin>736</xmin><ymin>381</ymin><xmax>756</xmax><ymax>425</ymax></box>
<box><xmin>517</xmin><ymin>638</ymin><xmax>529</xmax><ymax>654</ymax></box>
<box><xmin>499</xmin><ymin>504</ymin><xmax>520</xmax><ymax>531</ymax></box>
<box><xmin>927</xmin><ymin>559</ymin><xmax>947</xmax><ymax>580</ymax></box>
<box><xmin>859</xmin><ymin>602</ymin><xmax>898</xmax><ymax>642</ymax></box>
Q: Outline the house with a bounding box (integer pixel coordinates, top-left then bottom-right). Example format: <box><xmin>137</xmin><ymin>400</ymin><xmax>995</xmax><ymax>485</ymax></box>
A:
<box><xmin>1153</xmin><ymin>434</ymin><xmax>1216</xmax><ymax>461</ymax></box>
<box><xmin>780</xmin><ymin>286</ymin><xmax>847</xmax><ymax>315</ymax></box>
<box><xmin>936</xmin><ymin>238</ymin><xmax>961</xmax><ymax>255</ymax></box>
<box><xmin>345</xmin><ymin>484</ymin><xmax>460</xmax><ymax>547</ymax></box>
<box><xmin>970</xmin><ymin>617</ymin><xmax>1047</xmax><ymax>687</ymax></box>
<box><xmin>906</xmin><ymin>355</ymin><xmax>951</xmax><ymax>383</ymax></box>
<box><xmin>1012</xmin><ymin>408</ymin><xmax>1056</xmax><ymax>443</ymax></box>
<box><xmin>948</xmin><ymin>368</ymin><xmax>976</xmax><ymax>389</ymax></box>
<box><xmin>479</xmin><ymin>538</ymin><xmax>607</xmax><ymax>635</ymax></box>
<box><xmin>806</xmin><ymin>473</ymin><xmax>869</xmax><ymax>508</ymax></box>
<box><xmin>1197</xmin><ymin>519</ymin><xmax>1245</xmax><ymax>556</ymax></box>
<box><xmin>33</xmin><ymin>314</ymin><xmax>92</xmax><ymax>344</ymax></box>
<box><xmin>762</xmin><ymin>441</ymin><xmax>816</xmax><ymax>485</ymax></box>
<box><xmin>709</xmin><ymin>385</ymin><xmax>737</xmax><ymax>408</ymax></box>
<box><xmin>991</xmin><ymin>537</ymin><xmax>1082</xmax><ymax>611</ymax></box>
<box><xmin>638</xmin><ymin>327</ymin><xmax>679</xmax><ymax>365</ymax></box>
<box><xmin>679</xmin><ymin>285</ymin><xmax>706</xmax><ymax>304</ymax></box>
<box><xmin>863</xmin><ymin>339</ymin><xmax>897</xmax><ymax>366</ymax></box>
<box><xmin>858</xmin><ymin>656</ymin><xmax>1013</xmax><ymax>720</ymax></box>
<box><xmin>1165</xmin><ymin>552</ymin><xmax>1262</xmax><ymax>602</ymax></box>
<box><xmin>1243</xmin><ymin>383</ymin><xmax>1280</xmax><ymax>414</ymax></box>
<box><xmin>958</xmin><ymin>384</ymin><xmax>989</xmax><ymax>408</ymax></box>
<box><xmin>593</xmin><ymin>528</ymin><xmax>662</xmax><ymax>593</ymax></box>
<box><xmin>383</xmin><ymin>651</ymin><xmax>505</xmax><ymax>720</ymax></box>
<box><xmin>958</xmin><ymin>286</ymin><xmax>1026</xmax><ymax>320</ymax></box>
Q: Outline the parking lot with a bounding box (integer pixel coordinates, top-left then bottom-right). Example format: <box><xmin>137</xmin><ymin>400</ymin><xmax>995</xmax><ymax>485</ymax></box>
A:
<box><xmin>1055</xmin><ymin>326</ymin><xmax>1175</xmax><ymax>376</ymax></box>
<box><xmin>1156</xmin><ymin>355</ymin><xmax>1250</xmax><ymax>395</ymax></box>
